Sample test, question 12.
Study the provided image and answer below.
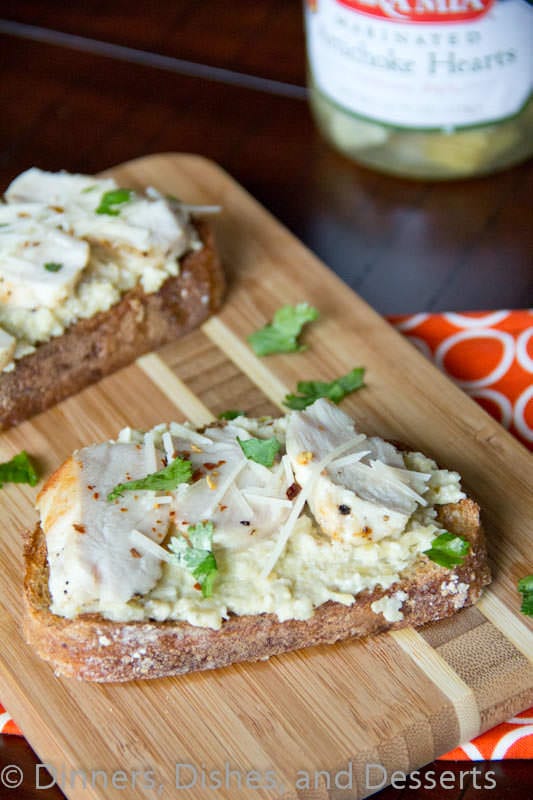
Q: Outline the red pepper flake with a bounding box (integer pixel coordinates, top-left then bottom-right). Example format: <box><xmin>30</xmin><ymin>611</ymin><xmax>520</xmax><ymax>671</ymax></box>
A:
<box><xmin>191</xmin><ymin>468</ymin><xmax>204</xmax><ymax>483</ymax></box>
<box><xmin>120</xmin><ymin>507</ymin><xmax>128</xmax><ymax>513</ymax></box>
<box><xmin>93</xmin><ymin>492</ymin><xmax>100</xmax><ymax>500</ymax></box>
<box><xmin>161</xmin><ymin>456</ymin><xmax>168</xmax><ymax>467</ymax></box>
<box><xmin>193</xmin><ymin>582</ymin><xmax>202</xmax><ymax>591</ymax></box>
<box><xmin>203</xmin><ymin>459</ymin><xmax>226</xmax><ymax>471</ymax></box>
<box><xmin>169</xmin><ymin>510</ymin><xmax>176</xmax><ymax>518</ymax></box>
<box><xmin>130</xmin><ymin>548</ymin><xmax>142</xmax><ymax>559</ymax></box>
<box><xmin>286</xmin><ymin>482</ymin><xmax>302</xmax><ymax>501</ymax></box>
<box><xmin>72</xmin><ymin>523</ymin><xmax>86</xmax><ymax>534</ymax></box>
<box><xmin>219</xmin><ymin>504</ymin><xmax>228</xmax><ymax>512</ymax></box>
<box><xmin>87</xmin><ymin>484</ymin><xmax>95</xmax><ymax>491</ymax></box>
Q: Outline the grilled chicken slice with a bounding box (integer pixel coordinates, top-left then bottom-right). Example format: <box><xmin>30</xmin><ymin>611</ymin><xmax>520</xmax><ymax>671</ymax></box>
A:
<box><xmin>285</xmin><ymin>399</ymin><xmax>430</xmax><ymax>543</ymax></box>
<box><xmin>37</xmin><ymin>441</ymin><xmax>170</xmax><ymax>617</ymax></box>
<box><xmin>163</xmin><ymin>421</ymin><xmax>294</xmax><ymax>548</ymax></box>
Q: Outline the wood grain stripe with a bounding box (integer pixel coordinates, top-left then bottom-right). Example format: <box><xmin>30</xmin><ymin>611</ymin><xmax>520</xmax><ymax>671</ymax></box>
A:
<box><xmin>137</xmin><ymin>352</ymin><xmax>214</xmax><ymax>426</ymax></box>
<box><xmin>202</xmin><ymin>317</ymin><xmax>287</xmax><ymax>409</ymax></box>
<box><xmin>390</xmin><ymin>628</ymin><xmax>481</xmax><ymax>744</ymax></box>
<box><xmin>477</xmin><ymin>589</ymin><xmax>533</xmax><ymax>663</ymax></box>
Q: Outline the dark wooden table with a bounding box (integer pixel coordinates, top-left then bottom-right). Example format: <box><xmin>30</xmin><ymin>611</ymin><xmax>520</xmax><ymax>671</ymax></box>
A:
<box><xmin>0</xmin><ymin>3</ymin><xmax>531</xmax><ymax>799</ymax></box>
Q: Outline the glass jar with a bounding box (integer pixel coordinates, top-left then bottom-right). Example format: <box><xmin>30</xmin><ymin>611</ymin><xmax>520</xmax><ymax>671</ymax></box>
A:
<box><xmin>304</xmin><ymin>0</ymin><xmax>533</xmax><ymax>180</ymax></box>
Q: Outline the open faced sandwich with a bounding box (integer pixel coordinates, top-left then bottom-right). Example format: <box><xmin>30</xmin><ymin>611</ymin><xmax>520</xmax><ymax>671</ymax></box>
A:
<box><xmin>0</xmin><ymin>168</ymin><xmax>224</xmax><ymax>429</ymax></box>
<box><xmin>24</xmin><ymin>398</ymin><xmax>490</xmax><ymax>681</ymax></box>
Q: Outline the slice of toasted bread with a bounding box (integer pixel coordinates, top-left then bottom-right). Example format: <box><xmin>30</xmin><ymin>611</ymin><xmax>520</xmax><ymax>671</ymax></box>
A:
<box><xmin>0</xmin><ymin>219</ymin><xmax>224</xmax><ymax>430</ymax></box>
<box><xmin>23</xmin><ymin>498</ymin><xmax>490</xmax><ymax>682</ymax></box>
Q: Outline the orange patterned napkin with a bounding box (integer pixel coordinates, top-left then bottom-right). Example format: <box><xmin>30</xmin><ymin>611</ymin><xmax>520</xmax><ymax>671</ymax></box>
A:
<box><xmin>1</xmin><ymin>310</ymin><xmax>532</xmax><ymax>759</ymax></box>
<box><xmin>388</xmin><ymin>310</ymin><xmax>533</xmax><ymax>760</ymax></box>
<box><xmin>389</xmin><ymin>310</ymin><xmax>532</xmax><ymax>449</ymax></box>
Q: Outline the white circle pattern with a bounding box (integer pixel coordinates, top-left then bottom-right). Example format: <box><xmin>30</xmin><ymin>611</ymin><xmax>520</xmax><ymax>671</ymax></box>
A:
<box><xmin>406</xmin><ymin>335</ymin><xmax>433</xmax><ymax>360</ymax></box>
<box><xmin>513</xmin><ymin>385</ymin><xmax>533</xmax><ymax>443</ymax></box>
<box><xmin>435</xmin><ymin>329</ymin><xmax>516</xmax><ymax>390</ymax></box>
<box><xmin>469</xmin><ymin>389</ymin><xmax>513</xmax><ymax>428</ymax></box>
<box><xmin>393</xmin><ymin>313</ymin><xmax>430</xmax><ymax>332</ymax></box>
<box><xmin>444</xmin><ymin>311</ymin><xmax>510</xmax><ymax>329</ymax></box>
<box><xmin>516</xmin><ymin>327</ymin><xmax>533</xmax><ymax>374</ymax></box>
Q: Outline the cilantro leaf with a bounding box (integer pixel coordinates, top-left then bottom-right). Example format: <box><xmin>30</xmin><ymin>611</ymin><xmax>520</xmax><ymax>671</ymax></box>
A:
<box><xmin>424</xmin><ymin>532</ymin><xmax>470</xmax><ymax>569</ymax></box>
<box><xmin>238</xmin><ymin>436</ymin><xmax>281</xmax><ymax>467</ymax></box>
<box><xmin>107</xmin><ymin>457</ymin><xmax>192</xmax><ymax>502</ymax></box>
<box><xmin>218</xmin><ymin>409</ymin><xmax>246</xmax><ymax>421</ymax></box>
<box><xmin>518</xmin><ymin>575</ymin><xmax>533</xmax><ymax>617</ymax></box>
<box><xmin>187</xmin><ymin>551</ymin><xmax>217</xmax><ymax>597</ymax></box>
<box><xmin>248</xmin><ymin>303</ymin><xmax>319</xmax><ymax>356</ymax></box>
<box><xmin>44</xmin><ymin>262</ymin><xmax>63</xmax><ymax>272</ymax></box>
<box><xmin>95</xmin><ymin>188</ymin><xmax>133</xmax><ymax>216</ymax></box>
<box><xmin>187</xmin><ymin>520</ymin><xmax>215</xmax><ymax>551</ymax></box>
<box><xmin>169</xmin><ymin>521</ymin><xmax>218</xmax><ymax>598</ymax></box>
<box><xmin>283</xmin><ymin>367</ymin><xmax>365</xmax><ymax>410</ymax></box>
<box><xmin>0</xmin><ymin>451</ymin><xmax>39</xmax><ymax>488</ymax></box>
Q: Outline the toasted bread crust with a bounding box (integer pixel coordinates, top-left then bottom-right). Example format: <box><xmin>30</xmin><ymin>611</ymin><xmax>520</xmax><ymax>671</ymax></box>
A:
<box><xmin>0</xmin><ymin>220</ymin><xmax>224</xmax><ymax>430</ymax></box>
<box><xmin>23</xmin><ymin>498</ymin><xmax>490</xmax><ymax>682</ymax></box>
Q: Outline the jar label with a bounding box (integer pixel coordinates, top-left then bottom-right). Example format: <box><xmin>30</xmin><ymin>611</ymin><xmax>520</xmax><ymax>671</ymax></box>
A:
<box><xmin>305</xmin><ymin>0</ymin><xmax>533</xmax><ymax>129</ymax></box>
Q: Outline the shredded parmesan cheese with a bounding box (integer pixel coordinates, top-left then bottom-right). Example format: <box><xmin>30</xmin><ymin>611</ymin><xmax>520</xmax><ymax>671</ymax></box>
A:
<box><xmin>329</xmin><ymin>449</ymin><xmax>370</xmax><ymax>469</ymax></box>
<box><xmin>162</xmin><ymin>431</ymin><xmax>175</xmax><ymax>464</ymax></box>
<box><xmin>242</xmin><ymin>492</ymin><xmax>292</xmax><ymax>508</ymax></box>
<box><xmin>369</xmin><ymin>460</ymin><xmax>428</xmax><ymax>506</ymax></box>
<box><xmin>143</xmin><ymin>431</ymin><xmax>158</xmax><ymax>474</ymax></box>
<box><xmin>260</xmin><ymin>435</ymin><xmax>367</xmax><ymax>578</ymax></box>
<box><xmin>203</xmin><ymin>459</ymin><xmax>247</xmax><ymax>517</ymax></box>
<box><xmin>169</xmin><ymin>422</ymin><xmax>213</xmax><ymax>446</ymax></box>
<box><xmin>129</xmin><ymin>529</ymin><xmax>174</xmax><ymax>563</ymax></box>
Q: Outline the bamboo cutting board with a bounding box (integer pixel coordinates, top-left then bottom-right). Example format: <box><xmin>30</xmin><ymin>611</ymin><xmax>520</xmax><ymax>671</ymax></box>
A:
<box><xmin>0</xmin><ymin>154</ymin><xmax>532</xmax><ymax>800</ymax></box>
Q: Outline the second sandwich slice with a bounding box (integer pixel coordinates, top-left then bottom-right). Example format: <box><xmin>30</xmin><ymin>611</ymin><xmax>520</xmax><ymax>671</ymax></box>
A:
<box><xmin>0</xmin><ymin>168</ymin><xmax>224</xmax><ymax>429</ymax></box>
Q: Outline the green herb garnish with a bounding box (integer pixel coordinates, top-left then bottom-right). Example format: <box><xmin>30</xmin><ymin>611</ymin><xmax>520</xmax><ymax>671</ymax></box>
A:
<box><xmin>0</xmin><ymin>451</ymin><xmax>38</xmax><ymax>488</ymax></box>
<box><xmin>107</xmin><ymin>457</ymin><xmax>192</xmax><ymax>502</ymax></box>
<box><xmin>248</xmin><ymin>303</ymin><xmax>319</xmax><ymax>357</ymax></box>
<box><xmin>218</xmin><ymin>409</ymin><xmax>246</xmax><ymax>421</ymax></box>
<box><xmin>283</xmin><ymin>367</ymin><xmax>365</xmax><ymax>410</ymax></box>
<box><xmin>424</xmin><ymin>532</ymin><xmax>470</xmax><ymax>569</ymax></box>
<box><xmin>95</xmin><ymin>188</ymin><xmax>133</xmax><ymax>216</ymax></box>
<box><xmin>169</xmin><ymin>521</ymin><xmax>218</xmax><ymax>598</ymax></box>
<box><xmin>81</xmin><ymin>185</ymin><xmax>97</xmax><ymax>193</ymax></box>
<box><xmin>518</xmin><ymin>575</ymin><xmax>533</xmax><ymax>617</ymax></box>
<box><xmin>238</xmin><ymin>436</ymin><xmax>280</xmax><ymax>467</ymax></box>
<box><xmin>44</xmin><ymin>262</ymin><xmax>63</xmax><ymax>272</ymax></box>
